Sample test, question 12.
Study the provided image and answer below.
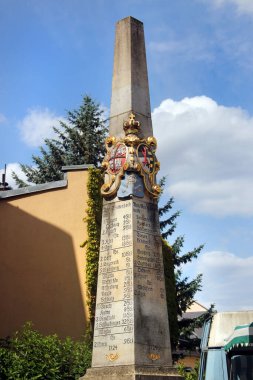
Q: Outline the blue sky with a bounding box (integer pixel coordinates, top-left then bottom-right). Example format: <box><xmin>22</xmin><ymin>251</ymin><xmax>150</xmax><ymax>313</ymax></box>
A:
<box><xmin>1</xmin><ymin>0</ymin><xmax>253</xmax><ymax>311</ymax></box>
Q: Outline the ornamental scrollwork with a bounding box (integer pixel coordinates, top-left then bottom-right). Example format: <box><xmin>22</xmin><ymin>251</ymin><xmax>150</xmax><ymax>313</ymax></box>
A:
<box><xmin>101</xmin><ymin>112</ymin><xmax>161</xmax><ymax>199</ymax></box>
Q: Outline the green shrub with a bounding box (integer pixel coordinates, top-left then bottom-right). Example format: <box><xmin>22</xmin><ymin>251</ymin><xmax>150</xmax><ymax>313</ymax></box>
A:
<box><xmin>177</xmin><ymin>360</ymin><xmax>199</xmax><ymax>380</ymax></box>
<box><xmin>0</xmin><ymin>323</ymin><xmax>92</xmax><ymax>379</ymax></box>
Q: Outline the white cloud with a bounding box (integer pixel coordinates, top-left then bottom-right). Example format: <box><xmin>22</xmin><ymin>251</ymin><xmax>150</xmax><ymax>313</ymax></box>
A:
<box><xmin>195</xmin><ymin>251</ymin><xmax>253</xmax><ymax>311</ymax></box>
<box><xmin>149</xmin><ymin>34</ymin><xmax>213</xmax><ymax>62</ymax></box>
<box><xmin>0</xmin><ymin>163</ymin><xmax>30</xmax><ymax>189</ymax></box>
<box><xmin>212</xmin><ymin>0</ymin><xmax>253</xmax><ymax>15</ymax></box>
<box><xmin>18</xmin><ymin>108</ymin><xmax>65</xmax><ymax>147</ymax></box>
<box><xmin>0</xmin><ymin>113</ymin><xmax>7</xmax><ymax>124</ymax></box>
<box><xmin>153</xmin><ymin>96</ymin><xmax>253</xmax><ymax>217</ymax></box>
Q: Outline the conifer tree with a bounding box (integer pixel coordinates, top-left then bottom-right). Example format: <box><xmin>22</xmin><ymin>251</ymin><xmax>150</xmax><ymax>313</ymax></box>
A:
<box><xmin>12</xmin><ymin>96</ymin><xmax>108</xmax><ymax>187</ymax></box>
<box><xmin>159</xmin><ymin>188</ymin><xmax>203</xmax><ymax>317</ymax></box>
<box><xmin>159</xmin><ymin>177</ymin><xmax>209</xmax><ymax>348</ymax></box>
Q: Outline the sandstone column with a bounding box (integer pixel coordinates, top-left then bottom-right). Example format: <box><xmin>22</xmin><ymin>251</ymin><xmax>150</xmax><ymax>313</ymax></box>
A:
<box><xmin>82</xmin><ymin>16</ymin><xmax>182</xmax><ymax>380</ymax></box>
<box><xmin>110</xmin><ymin>17</ymin><xmax>153</xmax><ymax>139</ymax></box>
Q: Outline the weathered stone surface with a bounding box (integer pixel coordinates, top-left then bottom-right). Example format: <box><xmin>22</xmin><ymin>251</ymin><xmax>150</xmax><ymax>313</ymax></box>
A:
<box><xmin>91</xmin><ymin>197</ymin><xmax>172</xmax><ymax>368</ymax></box>
<box><xmin>110</xmin><ymin>17</ymin><xmax>153</xmax><ymax>139</ymax></box>
<box><xmin>81</xmin><ymin>365</ymin><xmax>182</xmax><ymax>379</ymax></box>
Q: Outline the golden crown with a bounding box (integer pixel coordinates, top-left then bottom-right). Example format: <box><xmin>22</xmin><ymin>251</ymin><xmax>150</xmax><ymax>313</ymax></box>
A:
<box><xmin>123</xmin><ymin>112</ymin><xmax>140</xmax><ymax>135</ymax></box>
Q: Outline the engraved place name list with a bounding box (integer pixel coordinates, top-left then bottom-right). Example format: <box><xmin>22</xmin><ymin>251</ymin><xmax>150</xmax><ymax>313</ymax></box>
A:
<box><xmin>92</xmin><ymin>200</ymin><xmax>134</xmax><ymax>367</ymax></box>
<box><xmin>92</xmin><ymin>197</ymin><xmax>171</xmax><ymax>368</ymax></box>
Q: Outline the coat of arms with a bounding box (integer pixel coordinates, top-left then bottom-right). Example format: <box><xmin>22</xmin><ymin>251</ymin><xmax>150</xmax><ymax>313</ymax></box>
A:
<box><xmin>137</xmin><ymin>143</ymin><xmax>155</xmax><ymax>174</ymax></box>
<box><xmin>101</xmin><ymin>113</ymin><xmax>161</xmax><ymax>199</ymax></box>
<box><xmin>108</xmin><ymin>143</ymin><xmax>127</xmax><ymax>174</ymax></box>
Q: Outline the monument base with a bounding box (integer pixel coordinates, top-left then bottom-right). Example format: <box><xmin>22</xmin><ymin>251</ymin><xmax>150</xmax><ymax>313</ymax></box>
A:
<box><xmin>81</xmin><ymin>365</ymin><xmax>183</xmax><ymax>379</ymax></box>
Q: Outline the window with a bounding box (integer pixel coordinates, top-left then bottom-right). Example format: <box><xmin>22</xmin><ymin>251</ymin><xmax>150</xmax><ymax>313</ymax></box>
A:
<box><xmin>230</xmin><ymin>355</ymin><xmax>253</xmax><ymax>380</ymax></box>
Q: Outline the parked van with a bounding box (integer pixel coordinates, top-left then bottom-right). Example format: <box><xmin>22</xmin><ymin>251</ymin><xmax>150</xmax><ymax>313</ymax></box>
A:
<box><xmin>198</xmin><ymin>311</ymin><xmax>253</xmax><ymax>380</ymax></box>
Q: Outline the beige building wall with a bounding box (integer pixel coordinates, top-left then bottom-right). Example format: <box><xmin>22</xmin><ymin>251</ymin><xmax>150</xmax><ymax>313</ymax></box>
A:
<box><xmin>0</xmin><ymin>167</ymin><xmax>91</xmax><ymax>339</ymax></box>
<box><xmin>186</xmin><ymin>301</ymin><xmax>208</xmax><ymax>313</ymax></box>
<box><xmin>178</xmin><ymin>354</ymin><xmax>199</xmax><ymax>369</ymax></box>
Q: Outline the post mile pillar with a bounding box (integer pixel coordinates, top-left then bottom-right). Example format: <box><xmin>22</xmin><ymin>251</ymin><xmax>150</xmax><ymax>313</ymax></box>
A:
<box><xmin>82</xmin><ymin>16</ymin><xmax>182</xmax><ymax>380</ymax></box>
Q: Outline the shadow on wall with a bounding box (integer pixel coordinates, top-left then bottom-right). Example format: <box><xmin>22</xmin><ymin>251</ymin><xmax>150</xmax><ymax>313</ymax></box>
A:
<box><xmin>0</xmin><ymin>203</ymin><xmax>87</xmax><ymax>340</ymax></box>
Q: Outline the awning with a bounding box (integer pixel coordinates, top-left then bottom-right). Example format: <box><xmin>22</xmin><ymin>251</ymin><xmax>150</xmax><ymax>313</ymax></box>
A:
<box><xmin>224</xmin><ymin>322</ymin><xmax>253</xmax><ymax>352</ymax></box>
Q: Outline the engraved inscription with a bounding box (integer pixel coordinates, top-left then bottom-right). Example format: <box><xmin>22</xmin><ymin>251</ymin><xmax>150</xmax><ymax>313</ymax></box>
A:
<box><xmin>92</xmin><ymin>198</ymin><xmax>171</xmax><ymax>368</ymax></box>
<box><xmin>92</xmin><ymin>200</ymin><xmax>134</xmax><ymax>367</ymax></box>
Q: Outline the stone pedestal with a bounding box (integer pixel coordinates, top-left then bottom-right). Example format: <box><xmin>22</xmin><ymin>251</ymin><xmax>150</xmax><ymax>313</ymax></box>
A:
<box><xmin>82</xmin><ymin>365</ymin><xmax>182</xmax><ymax>379</ymax></box>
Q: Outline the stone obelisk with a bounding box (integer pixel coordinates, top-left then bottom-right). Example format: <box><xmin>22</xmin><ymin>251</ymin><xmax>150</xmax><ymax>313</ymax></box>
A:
<box><xmin>82</xmin><ymin>17</ymin><xmax>182</xmax><ymax>380</ymax></box>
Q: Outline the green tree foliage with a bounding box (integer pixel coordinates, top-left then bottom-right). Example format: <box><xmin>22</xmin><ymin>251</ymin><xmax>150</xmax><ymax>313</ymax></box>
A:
<box><xmin>178</xmin><ymin>302</ymin><xmax>215</xmax><ymax>352</ymax></box>
<box><xmin>12</xmin><ymin>95</ymin><xmax>107</xmax><ymax>187</ymax></box>
<box><xmin>162</xmin><ymin>240</ymin><xmax>179</xmax><ymax>349</ymax></box>
<box><xmin>159</xmin><ymin>178</ymin><xmax>181</xmax><ymax>240</ymax></box>
<box><xmin>82</xmin><ymin>168</ymin><xmax>103</xmax><ymax>331</ymax></box>
<box><xmin>172</xmin><ymin>236</ymin><xmax>203</xmax><ymax>316</ymax></box>
<box><xmin>159</xmin><ymin>177</ymin><xmax>208</xmax><ymax>347</ymax></box>
<box><xmin>177</xmin><ymin>361</ymin><xmax>200</xmax><ymax>380</ymax></box>
<box><xmin>0</xmin><ymin>322</ymin><xmax>91</xmax><ymax>379</ymax></box>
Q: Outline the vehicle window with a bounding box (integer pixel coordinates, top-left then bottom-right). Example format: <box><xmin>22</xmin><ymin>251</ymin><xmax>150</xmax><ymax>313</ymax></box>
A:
<box><xmin>230</xmin><ymin>355</ymin><xmax>253</xmax><ymax>380</ymax></box>
<box><xmin>204</xmin><ymin>349</ymin><xmax>228</xmax><ymax>380</ymax></box>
